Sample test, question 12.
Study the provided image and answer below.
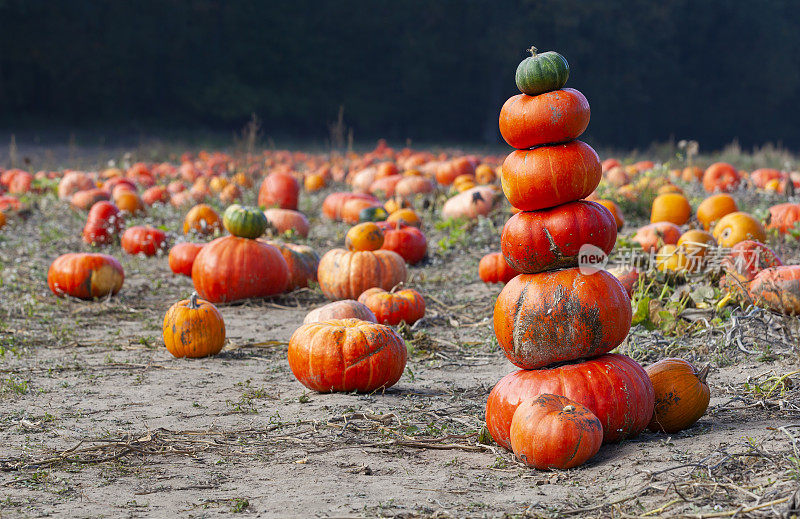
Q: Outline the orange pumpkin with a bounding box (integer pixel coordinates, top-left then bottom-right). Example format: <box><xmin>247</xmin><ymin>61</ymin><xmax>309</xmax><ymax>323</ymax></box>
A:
<box><xmin>183</xmin><ymin>204</ymin><xmax>221</xmax><ymax>236</ymax></box>
<box><xmin>748</xmin><ymin>265</ymin><xmax>800</xmax><ymax>315</ymax></box>
<box><xmin>317</xmin><ymin>249</ymin><xmax>407</xmax><ymax>300</ymax></box>
<box><xmin>288</xmin><ymin>319</ymin><xmax>407</xmax><ymax>392</ymax></box>
<box><xmin>436</xmin><ymin>157</ymin><xmax>475</xmax><ymax>186</ymax></box>
<box><xmin>677</xmin><ymin>230</ymin><xmax>716</xmax><ymax>271</ymax></box>
<box><xmin>650</xmin><ymin>193</ymin><xmax>691</xmax><ymax>225</ymax></box>
<box><xmin>681</xmin><ymin>166</ymin><xmax>703</xmax><ymax>182</ymax></box>
<box><xmin>499</xmin><ymin>89</ymin><xmax>590</xmax><ymax>149</ymax></box>
<box><xmin>697</xmin><ymin>193</ymin><xmax>738</xmax><ymax>231</ymax></box>
<box><xmin>475</xmin><ymin>164</ymin><xmax>497</xmax><ymax>184</ymax></box>
<box><xmin>441</xmin><ymin>186</ymin><xmax>496</xmax><ymax>220</ymax></box>
<box><xmin>655</xmin><ymin>244</ymin><xmax>688</xmax><ymax>273</ymax></box>
<box><xmin>114</xmin><ymin>191</ymin><xmax>146</xmax><ymax>215</ymax></box>
<box><xmin>303</xmin><ymin>300</ymin><xmax>377</xmax><ymax>324</ymax></box>
<box><xmin>345</xmin><ymin>222</ymin><xmax>385</xmax><ymax>251</ymax></box>
<box><xmin>358</xmin><ymin>287</ymin><xmax>425</xmax><ymax>325</ymax></box>
<box><xmin>595</xmin><ymin>199</ymin><xmax>624</xmax><ymax>230</ymax></box>
<box><xmin>766</xmin><ymin>203</ymin><xmax>800</xmax><ymax>234</ymax></box>
<box><xmin>647</xmin><ymin>359</ymin><xmax>710</xmax><ymax>433</ymax></box>
<box><xmin>493</xmin><ymin>268</ymin><xmax>631</xmax><ymax>370</ymax></box>
<box><xmin>263</xmin><ymin>208</ymin><xmax>310</xmax><ymax>237</ymax></box>
<box><xmin>163</xmin><ymin>293</ymin><xmax>226</xmax><ymax>358</ymax></box>
<box><xmin>265</xmin><ymin>240</ymin><xmax>320</xmax><ymax>291</ymax></box>
<box><xmin>702</xmin><ymin>162</ymin><xmax>741</xmax><ymax>193</ymax></box>
<box><xmin>48</xmin><ymin>253</ymin><xmax>124</xmax><ymax>299</ymax></box>
<box><xmin>502</xmin><ymin>141</ymin><xmax>600</xmax><ymax>211</ymax></box>
<box><xmin>712</xmin><ymin>212</ymin><xmax>766</xmax><ymax>248</ymax></box>
<box><xmin>386</xmin><ymin>208</ymin><xmax>421</xmax><ymax>227</ymax></box>
<box><xmin>395</xmin><ymin>176</ymin><xmax>435</xmax><ymax>199</ymax></box>
<box><xmin>633</xmin><ymin>222</ymin><xmax>682</xmax><ymax>253</ymax></box>
<box><xmin>510</xmin><ymin>394</ymin><xmax>603</xmax><ymax>470</ymax></box>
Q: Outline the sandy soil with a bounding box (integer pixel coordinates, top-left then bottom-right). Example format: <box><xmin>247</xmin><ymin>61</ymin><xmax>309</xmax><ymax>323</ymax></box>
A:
<box><xmin>1</xmin><ymin>153</ymin><xmax>799</xmax><ymax>518</ymax></box>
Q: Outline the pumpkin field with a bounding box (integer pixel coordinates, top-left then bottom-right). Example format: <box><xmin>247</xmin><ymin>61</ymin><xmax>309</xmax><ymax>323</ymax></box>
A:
<box><xmin>2</xmin><ymin>27</ymin><xmax>800</xmax><ymax>517</ymax></box>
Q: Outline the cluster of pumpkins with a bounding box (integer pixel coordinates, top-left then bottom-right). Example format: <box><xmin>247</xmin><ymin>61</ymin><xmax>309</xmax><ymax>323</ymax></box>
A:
<box><xmin>19</xmin><ymin>44</ymin><xmax>800</xmax><ymax>473</ymax></box>
<box><xmin>591</xmin><ymin>165</ymin><xmax>800</xmax><ymax>315</ymax></box>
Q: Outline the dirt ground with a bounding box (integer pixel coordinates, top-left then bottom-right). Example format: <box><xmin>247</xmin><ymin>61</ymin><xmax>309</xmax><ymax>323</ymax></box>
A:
<box><xmin>1</xmin><ymin>148</ymin><xmax>799</xmax><ymax>518</ymax></box>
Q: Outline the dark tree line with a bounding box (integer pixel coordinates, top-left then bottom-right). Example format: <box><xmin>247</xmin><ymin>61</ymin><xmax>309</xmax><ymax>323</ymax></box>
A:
<box><xmin>1</xmin><ymin>0</ymin><xmax>799</xmax><ymax>149</ymax></box>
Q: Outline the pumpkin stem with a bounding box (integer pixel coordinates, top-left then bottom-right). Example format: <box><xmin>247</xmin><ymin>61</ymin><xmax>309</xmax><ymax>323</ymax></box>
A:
<box><xmin>528</xmin><ymin>46</ymin><xmax>538</xmax><ymax>57</ymax></box>
<box><xmin>697</xmin><ymin>363</ymin><xmax>711</xmax><ymax>384</ymax></box>
<box><xmin>188</xmin><ymin>291</ymin><xmax>199</xmax><ymax>309</ymax></box>
<box><xmin>563</xmin><ymin>405</ymin><xmax>575</xmax><ymax>413</ymax></box>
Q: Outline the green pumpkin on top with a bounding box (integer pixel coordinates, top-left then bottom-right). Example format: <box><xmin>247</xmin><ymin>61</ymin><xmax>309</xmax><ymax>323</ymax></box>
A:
<box><xmin>223</xmin><ymin>204</ymin><xmax>268</xmax><ymax>239</ymax></box>
<box><xmin>515</xmin><ymin>46</ymin><xmax>569</xmax><ymax>96</ymax></box>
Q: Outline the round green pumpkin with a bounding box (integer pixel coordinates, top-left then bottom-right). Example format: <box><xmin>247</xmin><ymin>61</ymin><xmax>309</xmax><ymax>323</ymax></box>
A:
<box><xmin>223</xmin><ymin>204</ymin><xmax>268</xmax><ymax>239</ymax></box>
<box><xmin>515</xmin><ymin>46</ymin><xmax>569</xmax><ymax>96</ymax></box>
<box><xmin>358</xmin><ymin>206</ymin><xmax>389</xmax><ymax>223</ymax></box>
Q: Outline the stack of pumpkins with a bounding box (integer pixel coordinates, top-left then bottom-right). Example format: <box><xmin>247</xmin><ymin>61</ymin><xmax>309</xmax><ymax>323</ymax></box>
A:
<box><xmin>484</xmin><ymin>47</ymin><xmax>655</xmax><ymax>469</ymax></box>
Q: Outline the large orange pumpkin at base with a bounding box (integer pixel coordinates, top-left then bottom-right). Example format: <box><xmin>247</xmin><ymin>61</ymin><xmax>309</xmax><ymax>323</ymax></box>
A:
<box><xmin>485</xmin><ymin>354</ymin><xmax>654</xmax><ymax>448</ymax></box>
<box><xmin>288</xmin><ymin>318</ymin><xmax>407</xmax><ymax>393</ymax></box>
<box><xmin>493</xmin><ymin>268</ymin><xmax>631</xmax><ymax>370</ymax></box>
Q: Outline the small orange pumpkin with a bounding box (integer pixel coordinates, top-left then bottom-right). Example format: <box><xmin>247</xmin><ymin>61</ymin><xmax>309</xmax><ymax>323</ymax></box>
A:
<box><xmin>345</xmin><ymin>222</ymin><xmax>385</xmax><ymax>251</ymax></box>
<box><xmin>183</xmin><ymin>204</ymin><xmax>222</xmax><ymax>236</ymax></box>
<box><xmin>646</xmin><ymin>359</ymin><xmax>710</xmax><ymax>433</ymax></box>
<box><xmin>357</xmin><ymin>287</ymin><xmax>426</xmax><ymax>325</ymax></box>
<box><xmin>163</xmin><ymin>292</ymin><xmax>226</xmax><ymax>358</ymax></box>
<box><xmin>510</xmin><ymin>394</ymin><xmax>603</xmax><ymax>470</ymax></box>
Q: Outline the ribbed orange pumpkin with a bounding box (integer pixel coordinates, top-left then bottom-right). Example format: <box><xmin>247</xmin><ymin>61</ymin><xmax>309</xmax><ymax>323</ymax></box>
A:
<box><xmin>510</xmin><ymin>394</ymin><xmax>603</xmax><ymax>470</ymax></box>
<box><xmin>317</xmin><ymin>249</ymin><xmax>407</xmax><ymax>300</ymax></box>
<box><xmin>358</xmin><ymin>287</ymin><xmax>426</xmax><ymax>325</ymax></box>
<box><xmin>646</xmin><ymin>358</ymin><xmax>710</xmax><ymax>433</ymax></box>
<box><xmin>501</xmin><ymin>141</ymin><xmax>601</xmax><ymax>211</ymax></box>
<box><xmin>494</xmin><ymin>268</ymin><xmax>631</xmax><ymax>370</ymax></box>
<box><xmin>163</xmin><ymin>293</ymin><xmax>226</xmax><ymax>358</ymax></box>
<box><xmin>288</xmin><ymin>319</ymin><xmax>407</xmax><ymax>392</ymax></box>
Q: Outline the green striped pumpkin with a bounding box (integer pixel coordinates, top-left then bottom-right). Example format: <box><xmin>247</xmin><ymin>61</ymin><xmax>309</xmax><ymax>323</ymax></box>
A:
<box><xmin>223</xmin><ymin>204</ymin><xmax>268</xmax><ymax>239</ymax></box>
<box><xmin>515</xmin><ymin>46</ymin><xmax>569</xmax><ymax>96</ymax></box>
